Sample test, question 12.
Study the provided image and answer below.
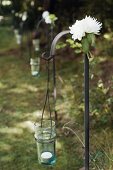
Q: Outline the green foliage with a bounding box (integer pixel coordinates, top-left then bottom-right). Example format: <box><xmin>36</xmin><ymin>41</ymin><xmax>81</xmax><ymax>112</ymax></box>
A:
<box><xmin>56</xmin><ymin>41</ymin><xmax>67</xmax><ymax>50</ymax></box>
<box><xmin>81</xmin><ymin>37</ymin><xmax>90</xmax><ymax>54</ymax></box>
<box><xmin>49</xmin><ymin>14</ymin><xmax>58</xmax><ymax>25</ymax></box>
<box><xmin>66</xmin><ymin>38</ymin><xmax>82</xmax><ymax>54</ymax></box>
<box><xmin>89</xmin><ymin>57</ymin><xmax>113</xmax><ymax>127</ymax></box>
<box><xmin>87</xmin><ymin>33</ymin><xmax>95</xmax><ymax>46</ymax></box>
<box><xmin>66</xmin><ymin>34</ymin><xmax>96</xmax><ymax>55</ymax></box>
<box><xmin>66</xmin><ymin>38</ymin><xmax>82</xmax><ymax>48</ymax></box>
<box><xmin>81</xmin><ymin>34</ymin><xmax>96</xmax><ymax>54</ymax></box>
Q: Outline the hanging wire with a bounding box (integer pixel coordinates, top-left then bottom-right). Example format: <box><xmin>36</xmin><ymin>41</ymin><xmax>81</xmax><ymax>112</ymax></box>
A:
<box><xmin>50</xmin><ymin>24</ymin><xmax>57</xmax><ymax>122</ymax></box>
<box><xmin>34</xmin><ymin>20</ymin><xmax>56</xmax><ymax>130</ymax></box>
<box><xmin>36</xmin><ymin>18</ymin><xmax>44</xmax><ymax>30</ymax></box>
<box><xmin>27</xmin><ymin>31</ymin><xmax>33</xmax><ymax>59</ymax></box>
<box><xmin>40</xmin><ymin>24</ymin><xmax>56</xmax><ymax>127</ymax></box>
<box><xmin>40</xmin><ymin>60</ymin><xmax>52</xmax><ymax>126</ymax></box>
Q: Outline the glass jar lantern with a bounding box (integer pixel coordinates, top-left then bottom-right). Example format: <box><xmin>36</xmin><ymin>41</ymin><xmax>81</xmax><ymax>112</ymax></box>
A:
<box><xmin>30</xmin><ymin>58</ymin><xmax>40</xmax><ymax>76</ymax></box>
<box><xmin>14</xmin><ymin>29</ymin><xmax>19</xmax><ymax>35</ymax></box>
<box><xmin>15</xmin><ymin>34</ymin><xmax>22</xmax><ymax>45</ymax></box>
<box><xmin>32</xmin><ymin>39</ymin><xmax>40</xmax><ymax>51</ymax></box>
<box><xmin>34</xmin><ymin>120</ymin><xmax>56</xmax><ymax>165</ymax></box>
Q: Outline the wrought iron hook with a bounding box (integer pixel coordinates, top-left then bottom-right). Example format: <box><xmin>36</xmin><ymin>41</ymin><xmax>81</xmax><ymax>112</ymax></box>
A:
<box><xmin>41</xmin><ymin>30</ymin><xmax>70</xmax><ymax>60</ymax></box>
<box><xmin>36</xmin><ymin>18</ymin><xmax>44</xmax><ymax>30</ymax></box>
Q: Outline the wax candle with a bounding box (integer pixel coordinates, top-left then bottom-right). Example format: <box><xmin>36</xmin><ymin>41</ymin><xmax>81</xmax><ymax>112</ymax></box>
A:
<box><xmin>41</xmin><ymin>152</ymin><xmax>53</xmax><ymax>163</ymax></box>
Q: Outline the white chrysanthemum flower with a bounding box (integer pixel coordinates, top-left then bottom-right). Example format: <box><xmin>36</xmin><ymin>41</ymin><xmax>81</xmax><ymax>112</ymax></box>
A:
<box><xmin>84</xmin><ymin>16</ymin><xmax>102</xmax><ymax>34</ymax></box>
<box><xmin>69</xmin><ymin>16</ymin><xmax>102</xmax><ymax>41</ymax></box>
<box><xmin>45</xmin><ymin>15</ymin><xmax>52</xmax><ymax>24</ymax></box>
<box><xmin>69</xmin><ymin>20</ymin><xmax>85</xmax><ymax>40</ymax></box>
<box><xmin>42</xmin><ymin>11</ymin><xmax>49</xmax><ymax>19</ymax></box>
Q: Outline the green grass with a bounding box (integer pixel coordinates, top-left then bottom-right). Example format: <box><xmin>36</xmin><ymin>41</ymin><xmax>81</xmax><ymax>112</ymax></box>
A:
<box><xmin>0</xmin><ymin>26</ymin><xmax>113</xmax><ymax>170</ymax></box>
<box><xmin>0</xmin><ymin>55</ymin><xmax>83</xmax><ymax>170</ymax></box>
<box><xmin>0</xmin><ymin>27</ymin><xmax>17</xmax><ymax>52</ymax></box>
<box><xmin>0</xmin><ymin>26</ymin><xmax>84</xmax><ymax>170</ymax></box>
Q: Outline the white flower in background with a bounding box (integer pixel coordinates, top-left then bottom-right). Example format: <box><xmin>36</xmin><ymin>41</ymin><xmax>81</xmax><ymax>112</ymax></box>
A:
<box><xmin>42</xmin><ymin>11</ymin><xmax>52</xmax><ymax>24</ymax></box>
<box><xmin>42</xmin><ymin>11</ymin><xmax>49</xmax><ymax>19</ymax></box>
<box><xmin>2</xmin><ymin>0</ymin><xmax>12</xmax><ymax>6</ymax></box>
<box><xmin>45</xmin><ymin>15</ymin><xmax>52</xmax><ymax>24</ymax></box>
<box><xmin>42</xmin><ymin>11</ymin><xmax>57</xmax><ymax>24</ymax></box>
<box><xmin>69</xmin><ymin>16</ymin><xmax>102</xmax><ymax>41</ymax></box>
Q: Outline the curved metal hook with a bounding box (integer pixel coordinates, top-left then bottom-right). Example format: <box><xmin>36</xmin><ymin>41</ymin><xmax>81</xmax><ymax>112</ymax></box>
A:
<box><xmin>50</xmin><ymin>30</ymin><xmax>70</xmax><ymax>56</ymax></box>
<box><xmin>36</xmin><ymin>18</ymin><xmax>44</xmax><ymax>30</ymax></box>
<box><xmin>41</xmin><ymin>52</ymin><xmax>52</xmax><ymax>61</ymax></box>
<box><xmin>41</xmin><ymin>30</ymin><xmax>70</xmax><ymax>60</ymax></box>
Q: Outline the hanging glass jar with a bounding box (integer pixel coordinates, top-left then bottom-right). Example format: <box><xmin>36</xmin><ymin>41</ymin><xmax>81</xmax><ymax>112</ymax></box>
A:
<box><xmin>15</xmin><ymin>34</ymin><xmax>22</xmax><ymax>45</ymax></box>
<box><xmin>34</xmin><ymin>120</ymin><xmax>56</xmax><ymax>165</ymax></box>
<box><xmin>14</xmin><ymin>29</ymin><xmax>19</xmax><ymax>35</ymax></box>
<box><xmin>32</xmin><ymin>39</ymin><xmax>40</xmax><ymax>51</ymax></box>
<box><xmin>30</xmin><ymin>57</ymin><xmax>40</xmax><ymax>76</ymax></box>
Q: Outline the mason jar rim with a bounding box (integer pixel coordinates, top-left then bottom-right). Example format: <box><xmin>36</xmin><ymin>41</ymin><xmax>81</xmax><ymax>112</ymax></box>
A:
<box><xmin>34</xmin><ymin>120</ymin><xmax>55</xmax><ymax>129</ymax></box>
<box><xmin>30</xmin><ymin>58</ymin><xmax>40</xmax><ymax>65</ymax></box>
<box><xmin>30</xmin><ymin>58</ymin><xmax>39</xmax><ymax>61</ymax></box>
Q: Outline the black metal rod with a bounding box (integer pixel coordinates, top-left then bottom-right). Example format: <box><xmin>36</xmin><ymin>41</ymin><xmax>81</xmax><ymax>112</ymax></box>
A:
<box><xmin>27</xmin><ymin>32</ymin><xmax>32</xmax><ymax>59</ymax></box>
<box><xmin>84</xmin><ymin>54</ymin><xmax>89</xmax><ymax>170</ymax></box>
<box><xmin>52</xmin><ymin>55</ymin><xmax>57</xmax><ymax>121</ymax></box>
<box><xmin>50</xmin><ymin>25</ymin><xmax>57</xmax><ymax>122</ymax></box>
<box><xmin>36</xmin><ymin>18</ymin><xmax>44</xmax><ymax>30</ymax></box>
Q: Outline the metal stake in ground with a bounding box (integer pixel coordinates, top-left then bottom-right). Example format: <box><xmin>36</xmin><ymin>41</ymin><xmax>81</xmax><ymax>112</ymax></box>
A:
<box><xmin>84</xmin><ymin>54</ymin><xmax>89</xmax><ymax>170</ymax></box>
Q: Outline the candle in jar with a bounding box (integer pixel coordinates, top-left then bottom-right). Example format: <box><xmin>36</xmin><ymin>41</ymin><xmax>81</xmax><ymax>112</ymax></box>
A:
<box><xmin>41</xmin><ymin>152</ymin><xmax>53</xmax><ymax>163</ymax></box>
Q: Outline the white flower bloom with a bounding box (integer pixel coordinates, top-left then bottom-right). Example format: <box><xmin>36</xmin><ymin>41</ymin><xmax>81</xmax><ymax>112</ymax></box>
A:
<box><xmin>84</xmin><ymin>16</ymin><xmax>102</xmax><ymax>34</ymax></box>
<box><xmin>69</xmin><ymin>16</ymin><xmax>102</xmax><ymax>41</ymax></box>
<box><xmin>42</xmin><ymin>11</ymin><xmax>49</xmax><ymax>19</ymax></box>
<box><xmin>45</xmin><ymin>15</ymin><xmax>52</xmax><ymax>24</ymax></box>
<box><xmin>69</xmin><ymin>20</ymin><xmax>85</xmax><ymax>40</ymax></box>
